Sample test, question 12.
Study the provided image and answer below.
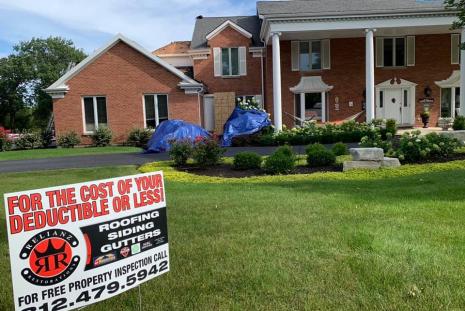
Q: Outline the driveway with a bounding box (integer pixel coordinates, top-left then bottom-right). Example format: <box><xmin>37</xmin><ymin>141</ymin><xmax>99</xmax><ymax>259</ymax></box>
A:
<box><xmin>0</xmin><ymin>146</ymin><xmax>319</xmax><ymax>174</ymax></box>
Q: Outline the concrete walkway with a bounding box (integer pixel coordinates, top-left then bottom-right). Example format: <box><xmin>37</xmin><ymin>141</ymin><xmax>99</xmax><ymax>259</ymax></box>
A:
<box><xmin>0</xmin><ymin>145</ymin><xmax>320</xmax><ymax>174</ymax></box>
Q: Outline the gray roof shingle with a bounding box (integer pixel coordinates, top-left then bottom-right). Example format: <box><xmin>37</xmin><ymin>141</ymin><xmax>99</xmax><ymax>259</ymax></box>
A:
<box><xmin>190</xmin><ymin>16</ymin><xmax>262</xmax><ymax>49</ymax></box>
<box><xmin>257</xmin><ymin>0</ymin><xmax>449</xmax><ymax>17</ymax></box>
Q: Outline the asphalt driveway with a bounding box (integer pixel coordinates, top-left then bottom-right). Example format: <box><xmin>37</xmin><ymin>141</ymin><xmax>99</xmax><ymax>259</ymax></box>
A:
<box><xmin>0</xmin><ymin>146</ymin><xmax>318</xmax><ymax>173</ymax></box>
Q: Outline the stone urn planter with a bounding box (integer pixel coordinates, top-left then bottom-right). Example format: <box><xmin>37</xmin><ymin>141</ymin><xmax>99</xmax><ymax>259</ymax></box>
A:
<box><xmin>420</xmin><ymin>112</ymin><xmax>430</xmax><ymax>129</ymax></box>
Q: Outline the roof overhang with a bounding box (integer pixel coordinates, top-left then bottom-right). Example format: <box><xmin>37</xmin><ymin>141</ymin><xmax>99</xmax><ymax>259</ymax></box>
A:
<box><xmin>260</xmin><ymin>11</ymin><xmax>459</xmax><ymax>43</ymax></box>
<box><xmin>435</xmin><ymin>70</ymin><xmax>460</xmax><ymax>88</ymax></box>
<box><xmin>206</xmin><ymin>20</ymin><xmax>253</xmax><ymax>41</ymax></box>
<box><xmin>290</xmin><ymin>76</ymin><xmax>333</xmax><ymax>94</ymax></box>
<box><xmin>45</xmin><ymin>33</ymin><xmax>203</xmax><ymax>96</ymax></box>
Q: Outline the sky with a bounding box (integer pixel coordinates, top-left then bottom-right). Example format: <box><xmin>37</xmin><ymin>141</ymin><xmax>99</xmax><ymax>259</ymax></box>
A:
<box><xmin>0</xmin><ymin>0</ymin><xmax>261</xmax><ymax>57</ymax></box>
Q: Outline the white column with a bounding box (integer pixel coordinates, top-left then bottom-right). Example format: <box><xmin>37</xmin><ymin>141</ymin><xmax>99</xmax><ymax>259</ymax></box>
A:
<box><xmin>460</xmin><ymin>28</ymin><xmax>465</xmax><ymax>116</ymax></box>
<box><xmin>272</xmin><ymin>32</ymin><xmax>283</xmax><ymax>131</ymax></box>
<box><xmin>321</xmin><ymin>92</ymin><xmax>326</xmax><ymax>122</ymax></box>
<box><xmin>452</xmin><ymin>87</ymin><xmax>456</xmax><ymax>118</ymax></box>
<box><xmin>365</xmin><ymin>29</ymin><xmax>376</xmax><ymax>123</ymax></box>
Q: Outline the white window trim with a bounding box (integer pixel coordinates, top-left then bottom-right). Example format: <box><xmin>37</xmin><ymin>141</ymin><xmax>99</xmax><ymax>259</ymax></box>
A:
<box><xmin>82</xmin><ymin>96</ymin><xmax>107</xmax><ymax>135</ymax></box>
<box><xmin>143</xmin><ymin>94</ymin><xmax>169</xmax><ymax>128</ymax></box>
<box><xmin>382</xmin><ymin>37</ymin><xmax>407</xmax><ymax>68</ymax></box>
<box><xmin>298</xmin><ymin>40</ymin><xmax>323</xmax><ymax>72</ymax></box>
<box><xmin>222</xmin><ymin>47</ymin><xmax>240</xmax><ymax>77</ymax></box>
<box><xmin>440</xmin><ymin>87</ymin><xmax>460</xmax><ymax>119</ymax></box>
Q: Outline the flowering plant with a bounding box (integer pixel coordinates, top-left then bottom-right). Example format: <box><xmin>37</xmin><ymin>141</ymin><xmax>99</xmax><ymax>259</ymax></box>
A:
<box><xmin>0</xmin><ymin>127</ymin><xmax>12</xmax><ymax>152</ymax></box>
<box><xmin>237</xmin><ymin>97</ymin><xmax>265</xmax><ymax>112</ymax></box>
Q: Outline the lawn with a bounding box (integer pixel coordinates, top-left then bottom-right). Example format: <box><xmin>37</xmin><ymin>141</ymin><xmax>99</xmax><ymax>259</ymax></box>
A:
<box><xmin>0</xmin><ymin>146</ymin><xmax>142</xmax><ymax>161</ymax></box>
<box><xmin>2</xmin><ymin>161</ymin><xmax>465</xmax><ymax>310</ymax></box>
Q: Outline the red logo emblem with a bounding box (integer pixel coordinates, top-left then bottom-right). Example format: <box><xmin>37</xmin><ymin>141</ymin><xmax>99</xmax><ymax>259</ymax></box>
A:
<box><xmin>20</xmin><ymin>229</ymin><xmax>80</xmax><ymax>286</ymax></box>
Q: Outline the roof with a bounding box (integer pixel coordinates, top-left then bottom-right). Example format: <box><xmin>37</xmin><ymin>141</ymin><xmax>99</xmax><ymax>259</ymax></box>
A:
<box><xmin>46</xmin><ymin>34</ymin><xmax>202</xmax><ymax>93</ymax></box>
<box><xmin>257</xmin><ymin>0</ymin><xmax>449</xmax><ymax>17</ymax></box>
<box><xmin>153</xmin><ymin>41</ymin><xmax>191</xmax><ymax>56</ymax></box>
<box><xmin>191</xmin><ymin>16</ymin><xmax>262</xmax><ymax>49</ymax></box>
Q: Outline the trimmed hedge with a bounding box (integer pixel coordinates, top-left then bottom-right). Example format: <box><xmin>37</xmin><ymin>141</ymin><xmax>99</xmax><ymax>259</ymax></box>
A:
<box><xmin>233</xmin><ymin>152</ymin><xmax>262</xmax><ymax>170</ymax></box>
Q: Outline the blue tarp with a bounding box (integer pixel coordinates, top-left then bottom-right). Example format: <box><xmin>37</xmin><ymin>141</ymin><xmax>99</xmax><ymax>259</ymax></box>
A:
<box><xmin>222</xmin><ymin>108</ymin><xmax>272</xmax><ymax>147</ymax></box>
<box><xmin>146</xmin><ymin>120</ymin><xmax>210</xmax><ymax>153</ymax></box>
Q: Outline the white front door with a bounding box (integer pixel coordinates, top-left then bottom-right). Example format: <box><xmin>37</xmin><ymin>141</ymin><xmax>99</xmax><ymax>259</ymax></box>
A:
<box><xmin>377</xmin><ymin>88</ymin><xmax>413</xmax><ymax>125</ymax></box>
<box><xmin>384</xmin><ymin>89</ymin><xmax>403</xmax><ymax>122</ymax></box>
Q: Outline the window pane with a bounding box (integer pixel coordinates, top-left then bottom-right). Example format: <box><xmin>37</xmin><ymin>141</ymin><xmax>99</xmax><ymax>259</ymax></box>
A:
<box><xmin>311</xmin><ymin>41</ymin><xmax>321</xmax><ymax>70</ymax></box>
<box><xmin>222</xmin><ymin>48</ymin><xmax>230</xmax><ymax>75</ymax></box>
<box><xmin>295</xmin><ymin>94</ymin><xmax>302</xmax><ymax>126</ymax></box>
<box><xmin>456</xmin><ymin>88</ymin><xmax>461</xmax><ymax>116</ymax></box>
<box><xmin>379</xmin><ymin>91</ymin><xmax>384</xmax><ymax>108</ymax></box>
<box><xmin>299</xmin><ymin>42</ymin><xmax>310</xmax><ymax>71</ymax></box>
<box><xmin>231</xmin><ymin>48</ymin><xmax>239</xmax><ymax>76</ymax></box>
<box><xmin>144</xmin><ymin>95</ymin><xmax>156</xmax><ymax>128</ymax></box>
<box><xmin>403</xmin><ymin>90</ymin><xmax>408</xmax><ymax>107</ymax></box>
<box><xmin>157</xmin><ymin>95</ymin><xmax>168</xmax><ymax>123</ymax></box>
<box><xmin>96</xmin><ymin>97</ymin><xmax>107</xmax><ymax>127</ymax></box>
<box><xmin>383</xmin><ymin>38</ymin><xmax>393</xmax><ymax>67</ymax></box>
<box><xmin>395</xmin><ymin>38</ymin><xmax>405</xmax><ymax>67</ymax></box>
<box><xmin>441</xmin><ymin>88</ymin><xmax>452</xmax><ymax>118</ymax></box>
<box><xmin>84</xmin><ymin>97</ymin><xmax>95</xmax><ymax>132</ymax></box>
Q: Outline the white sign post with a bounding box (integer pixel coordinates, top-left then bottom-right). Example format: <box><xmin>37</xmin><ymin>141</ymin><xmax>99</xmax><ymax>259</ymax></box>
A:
<box><xmin>4</xmin><ymin>172</ymin><xmax>169</xmax><ymax>311</ymax></box>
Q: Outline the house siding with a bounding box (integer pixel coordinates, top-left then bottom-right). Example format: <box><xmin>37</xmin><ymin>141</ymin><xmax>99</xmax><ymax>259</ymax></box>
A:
<box><xmin>193</xmin><ymin>26</ymin><xmax>262</xmax><ymax>96</ymax></box>
<box><xmin>265</xmin><ymin>33</ymin><xmax>459</xmax><ymax>128</ymax></box>
<box><xmin>53</xmin><ymin>41</ymin><xmax>200</xmax><ymax>144</ymax></box>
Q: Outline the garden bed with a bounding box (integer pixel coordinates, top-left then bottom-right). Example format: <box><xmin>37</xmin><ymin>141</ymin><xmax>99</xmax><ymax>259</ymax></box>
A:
<box><xmin>174</xmin><ymin>163</ymin><xmax>342</xmax><ymax>178</ymax></box>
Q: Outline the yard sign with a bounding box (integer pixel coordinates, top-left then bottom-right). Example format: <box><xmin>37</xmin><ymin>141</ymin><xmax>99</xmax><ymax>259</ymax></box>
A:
<box><xmin>4</xmin><ymin>172</ymin><xmax>169</xmax><ymax>311</ymax></box>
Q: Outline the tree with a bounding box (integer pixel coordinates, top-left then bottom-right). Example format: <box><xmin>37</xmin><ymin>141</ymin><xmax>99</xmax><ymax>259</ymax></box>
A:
<box><xmin>446</xmin><ymin>1</ymin><xmax>465</xmax><ymax>33</ymax></box>
<box><xmin>0</xmin><ymin>37</ymin><xmax>86</xmax><ymax>129</ymax></box>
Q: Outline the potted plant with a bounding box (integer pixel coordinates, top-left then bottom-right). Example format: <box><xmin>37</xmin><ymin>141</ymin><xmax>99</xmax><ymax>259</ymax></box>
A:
<box><xmin>420</xmin><ymin>111</ymin><xmax>430</xmax><ymax>128</ymax></box>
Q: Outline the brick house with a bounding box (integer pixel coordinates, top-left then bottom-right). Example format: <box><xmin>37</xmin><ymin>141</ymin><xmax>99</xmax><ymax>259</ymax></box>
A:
<box><xmin>47</xmin><ymin>0</ymin><xmax>464</xmax><ymax>143</ymax></box>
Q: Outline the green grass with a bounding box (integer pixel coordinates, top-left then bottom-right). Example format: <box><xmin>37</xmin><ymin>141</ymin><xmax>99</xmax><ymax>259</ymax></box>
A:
<box><xmin>2</xmin><ymin>161</ymin><xmax>465</xmax><ymax>310</ymax></box>
<box><xmin>0</xmin><ymin>146</ymin><xmax>141</xmax><ymax>161</ymax></box>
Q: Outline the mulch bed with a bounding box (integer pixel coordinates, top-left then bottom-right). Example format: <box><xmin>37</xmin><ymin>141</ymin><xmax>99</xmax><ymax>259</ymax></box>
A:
<box><xmin>175</xmin><ymin>164</ymin><xmax>342</xmax><ymax>178</ymax></box>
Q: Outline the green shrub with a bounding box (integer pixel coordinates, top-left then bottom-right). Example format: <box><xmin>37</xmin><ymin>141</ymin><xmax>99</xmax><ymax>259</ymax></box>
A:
<box><xmin>395</xmin><ymin>131</ymin><xmax>460</xmax><ymax>163</ymax></box>
<box><xmin>385</xmin><ymin>119</ymin><xmax>398</xmax><ymax>136</ymax></box>
<box><xmin>332</xmin><ymin>142</ymin><xmax>348</xmax><ymax>156</ymax></box>
<box><xmin>453</xmin><ymin>116</ymin><xmax>465</xmax><ymax>131</ymax></box>
<box><xmin>57</xmin><ymin>131</ymin><xmax>81</xmax><ymax>148</ymax></box>
<box><xmin>91</xmin><ymin>127</ymin><xmax>113</xmax><ymax>147</ymax></box>
<box><xmin>127</xmin><ymin>128</ymin><xmax>153</xmax><ymax>149</ymax></box>
<box><xmin>263</xmin><ymin>146</ymin><xmax>296</xmax><ymax>175</ymax></box>
<box><xmin>306</xmin><ymin>144</ymin><xmax>336</xmax><ymax>167</ymax></box>
<box><xmin>360</xmin><ymin>129</ymin><xmax>393</xmax><ymax>153</ymax></box>
<box><xmin>233</xmin><ymin>152</ymin><xmax>262</xmax><ymax>170</ymax></box>
<box><xmin>192</xmin><ymin>137</ymin><xmax>225</xmax><ymax>167</ymax></box>
<box><xmin>169</xmin><ymin>140</ymin><xmax>193</xmax><ymax>166</ymax></box>
<box><xmin>15</xmin><ymin>130</ymin><xmax>42</xmax><ymax>150</ymax></box>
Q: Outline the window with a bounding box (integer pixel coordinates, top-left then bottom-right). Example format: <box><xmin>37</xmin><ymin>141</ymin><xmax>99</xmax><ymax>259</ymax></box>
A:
<box><xmin>382</xmin><ymin>37</ymin><xmax>405</xmax><ymax>67</ymax></box>
<box><xmin>144</xmin><ymin>94</ymin><xmax>168</xmax><ymax>128</ymax></box>
<box><xmin>83</xmin><ymin>96</ymin><xmax>107</xmax><ymax>133</ymax></box>
<box><xmin>221</xmin><ymin>47</ymin><xmax>239</xmax><ymax>76</ymax></box>
<box><xmin>379</xmin><ymin>91</ymin><xmax>384</xmax><ymax>108</ymax></box>
<box><xmin>299</xmin><ymin>41</ymin><xmax>322</xmax><ymax>71</ymax></box>
<box><xmin>294</xmin><ymin>93</ymin><xmax>323</xmax><ymax>125</ymax></box>
<box><xmin>441</xmin><ymin>87</ymin><xmax>461</xmax><ymax>118</ymax></box>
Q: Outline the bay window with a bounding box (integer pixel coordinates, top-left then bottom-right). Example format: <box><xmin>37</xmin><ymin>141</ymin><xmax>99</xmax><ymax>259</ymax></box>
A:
<box><xmin>144</xmin><ymin>94</ymin><xmax>168</xmax><ymax>128</ymax></box>
<box><xmin>83</xmin><ymin>96</ymin><xmax>107</xmax><ymax>133</ymax></box>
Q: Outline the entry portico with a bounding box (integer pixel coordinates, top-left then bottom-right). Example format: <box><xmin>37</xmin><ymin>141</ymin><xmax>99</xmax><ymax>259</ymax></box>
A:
<box><xmin>259</xmin><ymin>1</ymin><xmax>463</xmax><ymax>128</ymax></box>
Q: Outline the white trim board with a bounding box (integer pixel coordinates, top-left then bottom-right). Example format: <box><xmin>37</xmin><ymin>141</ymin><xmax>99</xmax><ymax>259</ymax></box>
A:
<box><xmin>45</xmin><ymin>33</ymin><xmax>203</xmax><ymax>94</ymax></box>
<box><xmin>206</xmin><ymin>20</ymin><xmax>253</xmax><ymax>41</ymax></box>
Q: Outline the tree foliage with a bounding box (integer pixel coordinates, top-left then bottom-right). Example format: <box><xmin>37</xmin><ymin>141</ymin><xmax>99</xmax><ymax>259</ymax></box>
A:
<box><xmin>0</xmin><ymin>37</ymin><xmax>86</xmax><ymax>129</ymax></box>
<box><xmin>446</xmin><ymin>0</ymin><xmax>465</xmax><ymax>29</ymax></box>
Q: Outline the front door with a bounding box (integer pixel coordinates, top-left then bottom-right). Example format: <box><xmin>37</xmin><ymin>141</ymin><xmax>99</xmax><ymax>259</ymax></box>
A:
<box><xmin>384</xmin><ymin>89</ymin><xmax>403</xmax><ymax>122</ymax></box>
<box><xmin>378</xmin><ymin>88</ymin><xmax>412</xmax><ymax>125</ymax></box>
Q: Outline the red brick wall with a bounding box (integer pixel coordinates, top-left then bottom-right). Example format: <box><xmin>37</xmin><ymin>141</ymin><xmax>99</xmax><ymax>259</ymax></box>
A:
<box><xmin>193</xmin><ymin>26</ymin><xmax>262</xmax><ymax>96</ymax></box>
<box><xmin>265</xmin><ymin>34</ymin><xmax>459</xmax><ymax>128</ymax></box>
<box><xmin>53</xmin><ymin>41</ymin><xmax>200</xmax><ymax>144</ymax></box>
